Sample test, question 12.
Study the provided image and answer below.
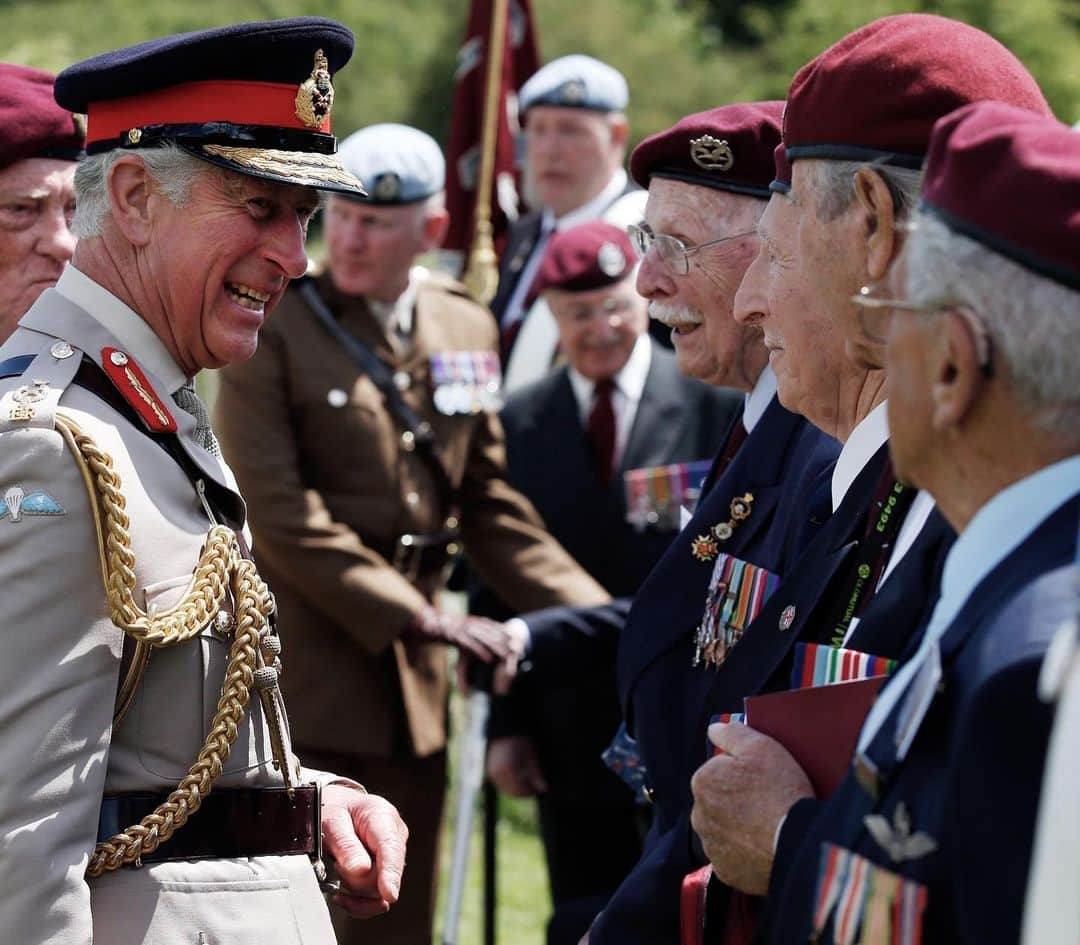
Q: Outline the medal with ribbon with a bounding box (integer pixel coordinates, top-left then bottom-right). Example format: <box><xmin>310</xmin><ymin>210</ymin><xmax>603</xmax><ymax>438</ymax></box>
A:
<box><xmin>693</xmin><ymin>553</ymin><xmax>780</xmax><ymax>668</ymax></box>
<box><xmin>624</xmin><ymin>459</ymin><xmax>711</xmax><ymax>531</ymax></box>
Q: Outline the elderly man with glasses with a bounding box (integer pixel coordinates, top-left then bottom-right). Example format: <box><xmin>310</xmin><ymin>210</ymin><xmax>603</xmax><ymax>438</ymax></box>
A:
<box><xmin>714</xmin><ymin>99</ymin><xmax>1080</xmax><ymax>945</ymax></box>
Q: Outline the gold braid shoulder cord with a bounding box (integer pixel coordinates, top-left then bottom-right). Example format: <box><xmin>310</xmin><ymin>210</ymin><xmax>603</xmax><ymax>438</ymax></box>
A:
<box><xmin>53</xmin><ymin>414</ymin><xmax>288</xmax><ymax>877</ymax></box>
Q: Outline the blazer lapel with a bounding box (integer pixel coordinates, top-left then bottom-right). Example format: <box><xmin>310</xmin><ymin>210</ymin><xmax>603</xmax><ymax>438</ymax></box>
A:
<box><xmin>620</xmin><ymin>343</ymin><xmax>686</xmax><ymax>474</ymax></box>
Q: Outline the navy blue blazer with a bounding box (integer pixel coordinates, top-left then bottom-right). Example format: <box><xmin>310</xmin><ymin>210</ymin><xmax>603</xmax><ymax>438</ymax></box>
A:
<box><xmin>588</xmin><ymin>399</ymin><xmax>839</xmax><ymax>945</ymax></box>
<box><xmin>763</xmin><ymin>496</ymin><xmax>1079</xmax><ymax>945</ymax></box>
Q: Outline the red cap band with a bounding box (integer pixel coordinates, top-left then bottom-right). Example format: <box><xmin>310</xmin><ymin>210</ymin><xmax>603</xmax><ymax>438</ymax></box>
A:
<box><xmin>86</xmin><ymin>79</ymin><xmax>328</xmax><ymax>145</ymax></box>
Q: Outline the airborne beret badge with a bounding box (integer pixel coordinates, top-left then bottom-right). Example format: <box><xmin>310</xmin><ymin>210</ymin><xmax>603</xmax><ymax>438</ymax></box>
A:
<box><xmin>295</xmin><ymin>49</ymin><xmax>334</xmax><ymax>130</ymax></box>
<box><xmin>690</xmin><ymin>134</ymin><xmax>735</xmax><ymax>172</ymax></box>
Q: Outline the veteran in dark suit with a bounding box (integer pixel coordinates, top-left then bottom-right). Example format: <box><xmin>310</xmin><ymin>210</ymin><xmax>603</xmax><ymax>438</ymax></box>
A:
<box><xmin>483</xmin><ymin>220</ymin><xmax>739</xmax><ymax>942</ymax></box>
<box><xmin>0</xmin><ymin>20</ymin><xmax>409</xmax><ymax>944</ymax></box>
<box><xmin>581</xmin><ymin>102</ymin><xmax>842</xmax><ymax>945</ymax></box>
<box><xmin>700</xmin><ymin>101</ymin><xmax>1080</xmax><ymax>945</ymax></box>
<box><xmin>488</xmin><ymin>55</ymin><xmax>647</xmax><ymax>393</ymax></box>
<box><xmin>215</xmin><ymin>123</ymin><xmax>609</xmax><ymax>945</ymax></box>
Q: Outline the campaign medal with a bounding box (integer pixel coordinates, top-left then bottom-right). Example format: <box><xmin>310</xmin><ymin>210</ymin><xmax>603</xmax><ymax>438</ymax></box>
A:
<box><xmin>431</xmin><ymin>351</ymin><xmax>502</xmax><ymax>416</ymax></box>
<box><xmin>691</xmin><ymin>492</ymin><xmax>755</xmax><ymax>562</ymax></box>
<box><xmin>693</xmin><ymin>554</ymin><xmax>780</xmax><ymax>668</ymax></box>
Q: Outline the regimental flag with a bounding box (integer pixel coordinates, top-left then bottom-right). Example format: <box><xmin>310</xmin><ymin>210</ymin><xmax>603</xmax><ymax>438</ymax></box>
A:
<box><xmin>444</xmin><ymin>0</ymin><xmax>541</xmax><ymax>257</ymax></box>
<box><xmin>790</xmin><ymin>643</ymin><xmax>898</xmax><ymax>690</ymax></box>
<box><xmin>624</xmin><ymin>459</ymin><xmax>713</xmax><ymax>531</ymax></box>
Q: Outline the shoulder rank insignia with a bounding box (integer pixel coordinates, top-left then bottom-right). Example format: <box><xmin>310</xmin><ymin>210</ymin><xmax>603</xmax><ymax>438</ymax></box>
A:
<box><xmin>863</xmin><ymin>802</ymin><xmax>938</xmax><ymax>864</ymax></box>
<box><xmin>101</xmin><ymin>348</ymin><xmax>177</xmax><ymax>433</ymax></box>
<box><xmin>1</xmin><ymin>484</ymin><xmax>65</xmax><ymax>523</ymax></box>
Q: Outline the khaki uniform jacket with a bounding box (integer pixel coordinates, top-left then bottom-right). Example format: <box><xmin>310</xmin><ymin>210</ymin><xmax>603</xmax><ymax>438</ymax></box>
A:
<box><xmin>0</xmin><ymin>281</ymin><xmax>339</xmax><ymax>944</ymax></box>
<box><xmin>215</xmin><ymin>271</ymin><xmax>609</xmax><ymax>759</ymax></box>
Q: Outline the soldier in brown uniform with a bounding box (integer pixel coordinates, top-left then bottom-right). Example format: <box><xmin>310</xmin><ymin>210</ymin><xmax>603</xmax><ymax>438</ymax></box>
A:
<box><xmin>215</xmin><ymin>122</ymin><xmax>610</xmax><ymax>945</ymax></box>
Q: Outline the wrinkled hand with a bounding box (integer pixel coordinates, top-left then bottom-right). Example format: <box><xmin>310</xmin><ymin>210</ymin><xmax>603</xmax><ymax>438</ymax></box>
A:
<box><xmin>486</xmin><ymin>735</ymin><xmax>548</xmax><ymax>797</ymax></box>
<box><xmin>405</xmin><ymin>605</ymin><xmax>516</xmax><ymax>663</ymax></box>
<box><xmin>456</xmin><ymin>618</ymin><xmax>530</xmax><ymax>695</ymax></box>
<box><xmin>690</xmin><ymin>723</ymin><xmax>813</xmax><ymax>896</ymax></box>
<box><xmin>321</xmin><ymin>783</ymin><xmax>409</xmax><ymax>918</ymax></box>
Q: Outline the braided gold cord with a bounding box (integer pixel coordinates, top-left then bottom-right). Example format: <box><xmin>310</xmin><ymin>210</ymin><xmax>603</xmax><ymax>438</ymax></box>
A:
<box><xmin>52</xmin><ymin>415</ymin><xmax>275</xmax><ymax>877</ymax></box>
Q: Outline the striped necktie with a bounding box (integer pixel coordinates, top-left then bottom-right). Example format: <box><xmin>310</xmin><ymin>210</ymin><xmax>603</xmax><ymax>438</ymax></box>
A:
<box><xmin>173</xmin><ymin>381</ymin><xmax>221</xmax><ymax>457</ymax></box>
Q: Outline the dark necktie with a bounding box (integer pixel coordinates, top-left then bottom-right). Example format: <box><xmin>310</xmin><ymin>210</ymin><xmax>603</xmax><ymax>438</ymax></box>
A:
<box><xmin>700</xmin><ymin>418</ymin><xmax>749</xmax><ymax>498</ymax></box>
<box><xmin>586</xmin><ymin>378</ymin><xmax>617</xmax><ymax>485</ymax></box>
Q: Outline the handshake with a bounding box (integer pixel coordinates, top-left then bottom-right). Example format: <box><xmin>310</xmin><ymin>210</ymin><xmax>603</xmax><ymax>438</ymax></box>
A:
<box><xmin>402</xmin><ymin>605</ymin><xmax>529</xmax><ymax>695</ymax></box>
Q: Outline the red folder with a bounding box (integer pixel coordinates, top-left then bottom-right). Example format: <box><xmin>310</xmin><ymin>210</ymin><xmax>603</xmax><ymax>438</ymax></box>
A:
<box><xmin>743</xmin><ymin>675</ymin><xmax>887</xmax><ymax>798</ymax></box>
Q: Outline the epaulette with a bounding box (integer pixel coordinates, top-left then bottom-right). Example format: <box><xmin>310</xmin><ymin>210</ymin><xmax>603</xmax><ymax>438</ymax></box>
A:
<box><xmin>0</xmin><ymin>340</ymin><xmax>85</xmax><ymax>434</ymax></box>
<box><xmin>99</xmin><ymin>346</ymin><xmax>177</xmax><ymax>433</ymax></box>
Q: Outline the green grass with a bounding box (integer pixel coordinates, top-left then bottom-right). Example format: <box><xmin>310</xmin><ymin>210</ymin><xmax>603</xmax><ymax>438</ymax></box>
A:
<box><xmin>434</xmin><ymin>689</ymin><xmax>552</xmax><ymax>945</ymax></box>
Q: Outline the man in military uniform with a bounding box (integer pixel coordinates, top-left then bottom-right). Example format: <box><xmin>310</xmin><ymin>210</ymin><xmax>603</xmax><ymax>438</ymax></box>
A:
<box><xmin>0</xmin><ymin>63</ymin><xmax>84</xmax><ymax>341</ymax></box>
<box><xmin>215</xmin><ymin>122</ymin><xmax>610</xmax><ymax>945</ymax></box>
<box><xmin>0</xmin><ymin>18</ymin><xmax>408</xmax><ymax>945</ymax></box>
<box><xmin>490</xmin><ymin>54</ymin><xmax>647</xmax><ymax>393</ymax></box>
<box><xmin>701</xmin><ymin>100</ymin><xmax>1080</xmax><ymax>945</ymax></box>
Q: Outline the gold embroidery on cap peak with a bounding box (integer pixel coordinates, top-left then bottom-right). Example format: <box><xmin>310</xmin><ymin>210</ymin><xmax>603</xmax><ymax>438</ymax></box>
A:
<box><xmin>690</xmin><ymin>135</ymin><xmax>734</xmax><ymax>172</ymax></box>
<box><xmin>295</xmin><ymin>49</ymin><xmax>334</xmax><ymax>130</ymax></box>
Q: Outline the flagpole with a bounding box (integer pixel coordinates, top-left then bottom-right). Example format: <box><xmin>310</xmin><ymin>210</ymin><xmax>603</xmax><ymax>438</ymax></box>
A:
<box><xmin>463</xmin><ymin>0</ymin><xmax>510</xmax><ymax>305</ymax></box>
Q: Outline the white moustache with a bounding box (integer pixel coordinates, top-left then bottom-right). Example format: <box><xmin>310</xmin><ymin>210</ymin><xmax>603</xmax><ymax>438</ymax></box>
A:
<box><xmin>649</xmin><ymin>302</ymin><xmax>703</xmax><ymax>329</ymax></box>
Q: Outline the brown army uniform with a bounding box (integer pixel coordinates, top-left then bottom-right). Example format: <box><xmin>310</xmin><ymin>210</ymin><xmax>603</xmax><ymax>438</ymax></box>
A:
<box><xmin>215</xmin><ymin>269</ymin><xmax>608</xmax><ymax>943</ymax></box>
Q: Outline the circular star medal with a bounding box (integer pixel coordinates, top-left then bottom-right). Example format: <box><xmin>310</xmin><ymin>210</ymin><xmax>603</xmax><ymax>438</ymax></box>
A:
<box><xmin>691</xmin><ymin>533</ymin><xmax>720</xmax><ymax>562</ymax></box>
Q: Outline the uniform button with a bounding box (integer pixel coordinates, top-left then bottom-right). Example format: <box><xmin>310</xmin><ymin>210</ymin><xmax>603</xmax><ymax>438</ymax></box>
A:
<box><xmin>110</xmin><ymin>350</ymin><xmax>129</xmax><ymax>366</ymax></box>
<box><xmin>401</xmin><ymin>431</ymin><xmax>416</xmax><ymax>452</ymax></box>
<box><xmin>50</xmin><ymin>341</ymin><xmax>74</xmax><ymax>360</ymax></box>
<box><xmin>445</xmin><ymin>516</ymin><xmax>459</xmax><ymax>530</ymax></box>
<box><xmin>393</xmin><ymin>371</ymin><xmax>411</xmax><ymax>392</ymax></box>
<box><xmin>405</xmin><ymin>492</ymin><xmax>420</xmax><ymax>506</ymax></box>
<box><xmin>327</xmin><ymin>388</ymin><xmax>348</xmax><ymax>407</ymax></box>
<box><xmin>446</xmin><ymin>542</ymin><xmax>461</xmax><ymax>556</ymax></box>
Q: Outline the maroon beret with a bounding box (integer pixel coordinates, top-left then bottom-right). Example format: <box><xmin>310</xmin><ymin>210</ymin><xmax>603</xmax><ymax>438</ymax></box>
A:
<box><xmin>921</xmin><ymin>101</ymin><xmax>1079</xmax><ymax>290</ymax></box>
<box><xmin>783</xmin><ymin>14</ymin><xmax>1051</xmax><ymax>169</ymax></box>
<box><xmin>630</xmin><ymin>101</ymin><xmax>784</xmax><ymax>198</ymax></box>
<box><xmin>0</xmin><ymin>64</ymin><xmax>85</xmax><ymax>168</ymax></box>
<box><xmin>534</xmin><ymin>221</ymin><xmax>636</xmax><ymax>296</ymax></box>
<box><xmin>769</xmin><ymin>142</ymin><xmax>791</xmax><ymax>195</ymax></box>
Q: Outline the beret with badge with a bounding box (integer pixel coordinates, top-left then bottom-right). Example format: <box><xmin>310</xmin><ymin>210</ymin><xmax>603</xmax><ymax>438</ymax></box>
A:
<box><xmin>519</xmin><ymin>54</ymin><xmax>628</xmax><ymax>115</ymax></box>
<box><xmin>921</xmin><ymin>101</ymin><xmax>1080</xmax><ymax>290</ymax></box>
<box><xmin>630</xmin><ymin>101</ymin><xmax>784</xmax><ymax>199</ymax></box>
<box><xmin>0</xmin><ymin>63</ymin><xmax>85</xmax><ymax>168</ymax></box>
<box><xmin>534</xmin><ymin>220</ymin><xmax>635</xmax><ymax>296</ymax></box>
<box><xmin>782</xmin><ymin>13</ymin><xmax>1052</xmax><ymax>170</ymax></box>
<box><xmin>53</xmin><ymin>17</ymin><xmax>365</xmax><ymax>195</ymax></box>
<box><xmin>337</xmin><ymin>123</ymin><xmax>445</xmax><ymax>205</ymax></box>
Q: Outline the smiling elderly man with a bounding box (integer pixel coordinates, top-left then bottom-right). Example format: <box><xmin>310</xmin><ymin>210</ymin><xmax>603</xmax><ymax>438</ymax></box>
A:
<box><xmin>702</xmin><ymin>99</ymin><xmax>1080</xmax><ymax>945</ymax></box>
<box><xmin>0</xmin><ymin>19</ymin><xmax>409</xmax><ymax>944</ymax></box>
<box><xmin>0</xmin><ymin>64</ymin><xmax>84</xmax><ymax>342</ymax></box>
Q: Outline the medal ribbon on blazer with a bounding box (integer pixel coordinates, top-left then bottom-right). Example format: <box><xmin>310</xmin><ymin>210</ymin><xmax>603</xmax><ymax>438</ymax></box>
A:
<box><xmin>624</xmin><ymin>458</ymin><xmax>712</xmax><ymax>531</ymax></box>
<box><xmin>791</xmin><ymin>643</ymin><xmax>898</xmax><ymax>689</ymax></box>
<box><xmin>811</xmin><ymin>843</ymin><xmax>928</xmax><ymax>945</ymax></box>
<box><xmin>430</xmin><ymin>350</ymin><xmax>502</xmax><ymax>414</ymax></box>
<box><xmin>693</xmin><ymin>553</ymin><xmax>780</xmax><ymax>668</ymax></box>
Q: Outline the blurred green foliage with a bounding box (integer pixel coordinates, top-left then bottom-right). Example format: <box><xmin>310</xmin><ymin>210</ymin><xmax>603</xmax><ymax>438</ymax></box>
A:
<box><xmin>3</xmin><ymin>0</ymin><xmax>1076</xmax><ymax>159</ymax></box>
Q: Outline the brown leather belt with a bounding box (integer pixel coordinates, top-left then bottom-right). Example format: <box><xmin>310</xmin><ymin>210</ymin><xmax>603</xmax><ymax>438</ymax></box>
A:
<box><xmin>96</xmin><ymin>786</ymin><xmax>319</xmax><ymax>864</ymax></box>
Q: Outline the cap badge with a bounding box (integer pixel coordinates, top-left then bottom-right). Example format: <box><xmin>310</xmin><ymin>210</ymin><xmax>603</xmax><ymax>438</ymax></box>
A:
<box><xmin>558</xmin><ymin>78</ymin><xmax>586</xmax><ymax>106</ymax></box>
<box><xmin>690</xmin><ymin>135</ymin><xmax>735</xmax><ymax>173</ymax></box>
<box><xmin>295</xmin><ymin>48</ymin><xmax>335</xmax><ymax>130</ymax></box>
<box><xmin>373</xmin><ymin>172</ymin><xmax>401</xmax><ymax>202</ymax></box>
<box><xmin>597</xmin><ymin>241</ymin><xmax>626</xmax><ymax>277</ymax></box>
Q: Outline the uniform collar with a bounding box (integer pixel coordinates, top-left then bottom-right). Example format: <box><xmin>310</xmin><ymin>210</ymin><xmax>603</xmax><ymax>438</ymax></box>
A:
<box><xmin>54</xmin><ymin>263</ymin><xmax>188</xmax><ymax>395</ymax></box>
<box><xmin>831</xmin><ymin>400</ymin><xmax>889</xmax><ymax>512</ymax></box>
<box><xmin>743</xmin><ymin>364</ymin><xmax>777</xmax><ymax>434</ymax></box>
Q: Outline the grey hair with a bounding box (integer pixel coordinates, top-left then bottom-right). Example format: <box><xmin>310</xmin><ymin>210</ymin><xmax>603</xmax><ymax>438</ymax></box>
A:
<box><xmin>905</xmin><ymin>211</ymin><xmax>1080</xmax><ymax>436</ymax></box>
<box><xmin>811</xmin><ymin>160</ymin><xmax>923</xmax><ymax>224</ymax></box>
<box><xmin>72</xmin><ymin>143</ymin><xmax>213</xmax><ymax>238</ymax></box>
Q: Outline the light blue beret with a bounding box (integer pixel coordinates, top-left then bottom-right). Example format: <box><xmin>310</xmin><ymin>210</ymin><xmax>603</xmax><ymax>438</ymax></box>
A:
<box><xmin>519</xmin><ymin>55</ymin><xmax>628</xmax><ymax>114</ymax></box>
<box><xmin>336</xmin><ymin>123</ymin><xmax>445</xmax><ymax>204</ymax></box>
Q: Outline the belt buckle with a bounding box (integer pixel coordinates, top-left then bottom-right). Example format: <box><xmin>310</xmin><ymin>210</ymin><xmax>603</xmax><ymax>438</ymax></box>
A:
<box><xmin>393</xmin><ymin>534</ymin><xmax>423</xmax><ymax>581</ymax></box>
